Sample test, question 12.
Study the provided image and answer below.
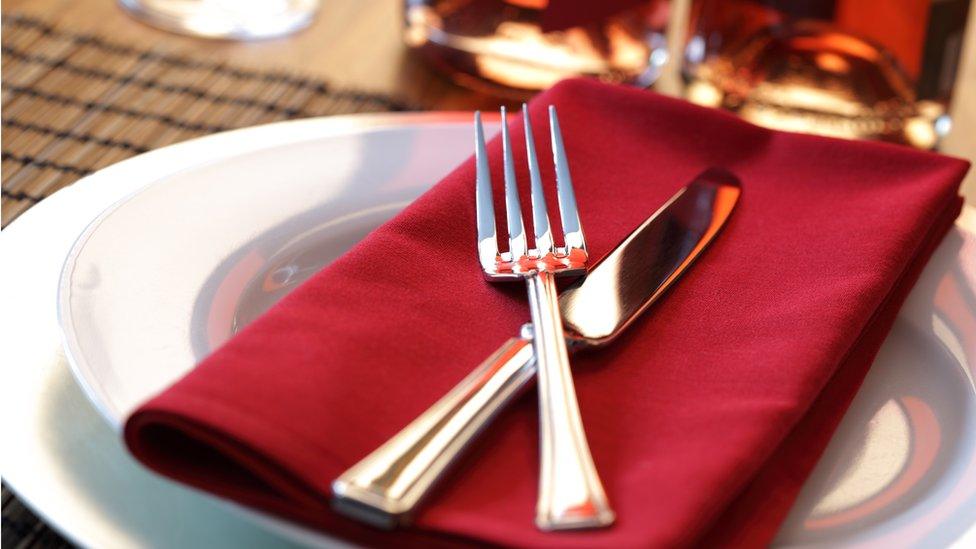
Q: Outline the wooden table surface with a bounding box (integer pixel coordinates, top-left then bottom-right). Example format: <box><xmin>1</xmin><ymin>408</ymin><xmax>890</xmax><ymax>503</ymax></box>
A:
<box><xmin>4</xmin><ymin>0</ymin><xmax>975</xmax><ymax>203</ymax></box>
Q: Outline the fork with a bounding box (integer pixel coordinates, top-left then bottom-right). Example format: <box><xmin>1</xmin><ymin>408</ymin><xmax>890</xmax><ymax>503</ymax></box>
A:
<box><xmin>475</xmin><ymin>105</ymin><xmax>615</xmax><ymax>530</ymax></box>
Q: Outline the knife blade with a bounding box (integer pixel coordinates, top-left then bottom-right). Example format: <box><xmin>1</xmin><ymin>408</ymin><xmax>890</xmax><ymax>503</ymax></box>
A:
<box><xmin>332</xmin><ymin>168</ymin><xmax>741</xmax><ymax>528</ymax></box>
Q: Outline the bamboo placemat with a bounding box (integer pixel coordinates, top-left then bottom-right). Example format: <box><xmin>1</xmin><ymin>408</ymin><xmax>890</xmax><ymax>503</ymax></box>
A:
<box><xmin>1</xmin><ymin>12</ymin><xmax>420</xmax><ymax>547</ymax></box>
<box><xmin>1</xmin><ymin>12</ymin><xmax>417</xmax><ymax>228</ymax></box>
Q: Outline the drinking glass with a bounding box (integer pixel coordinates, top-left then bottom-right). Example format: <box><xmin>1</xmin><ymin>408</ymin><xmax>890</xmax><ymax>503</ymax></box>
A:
<box><xmin>118</xmin><ymin>0</ymin><xmax>320</xmax><ymax>40</ymax></box>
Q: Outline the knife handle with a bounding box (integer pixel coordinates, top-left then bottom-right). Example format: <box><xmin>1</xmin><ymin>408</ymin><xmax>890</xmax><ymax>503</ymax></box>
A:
<box><xmin>331</xmin><ymin>337</ymin><xmax>536</xmax><ymax>528</ymax></box>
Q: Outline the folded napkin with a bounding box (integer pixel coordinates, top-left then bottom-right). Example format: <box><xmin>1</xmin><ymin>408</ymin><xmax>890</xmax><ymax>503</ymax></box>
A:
<box><xmin>125</xmin><ymin>79</ymin><xmax>968</xmax><ymax>547</ymax></box>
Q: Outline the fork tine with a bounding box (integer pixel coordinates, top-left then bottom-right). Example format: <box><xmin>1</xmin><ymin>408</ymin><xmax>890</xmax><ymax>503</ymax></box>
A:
<box><xmin>475</xmin><ymin>111</ymin><xmax>499</xmax><ymax>270</ymax></box>
<box><xmin>501</xmin><ymin>106</ymin><xmax>528</xmax><ymax>259</ymax></box>
<box><xmin>523</xmin><ymin>104</ymin><xmax>554</xmax><ymax>255</ymax></box>
<box><xmin>549</xmin><ymin>105</ymin><xmax>586</xmax><ymax>252</ymax></box>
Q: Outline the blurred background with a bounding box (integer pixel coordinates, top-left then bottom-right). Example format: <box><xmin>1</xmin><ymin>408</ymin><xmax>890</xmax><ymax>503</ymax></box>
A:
<box><xmin>3</xmin><ymin>0</ymin><xmax>974</xmax><ymax>207</ymax></box>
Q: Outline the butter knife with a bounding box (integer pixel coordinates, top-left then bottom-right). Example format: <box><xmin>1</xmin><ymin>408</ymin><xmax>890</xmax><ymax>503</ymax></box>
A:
<box><xmin>332</xmin><ymin>168</ymin><xmax>741</xmax><ymax>528</ymax></box>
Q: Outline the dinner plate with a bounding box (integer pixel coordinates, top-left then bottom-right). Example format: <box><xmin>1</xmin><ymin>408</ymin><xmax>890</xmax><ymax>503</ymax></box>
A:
<box><xmin>6</xmin><ymin>112</ymin><xmax>974</xmax><ymax>547</ymax></box>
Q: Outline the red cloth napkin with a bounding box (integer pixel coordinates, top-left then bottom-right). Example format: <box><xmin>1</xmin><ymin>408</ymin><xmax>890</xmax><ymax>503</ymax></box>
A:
<box><xmin>125</xmin><ymin>79</ymin><xmax>968</xmax><ymax>547</ymax></box>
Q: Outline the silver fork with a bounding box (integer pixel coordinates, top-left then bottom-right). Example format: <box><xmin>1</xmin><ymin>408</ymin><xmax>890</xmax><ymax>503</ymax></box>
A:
<box><xmin>475</xmin><ymin>105</ymin><xmax>615</xmax><ymax>530</ymax></box>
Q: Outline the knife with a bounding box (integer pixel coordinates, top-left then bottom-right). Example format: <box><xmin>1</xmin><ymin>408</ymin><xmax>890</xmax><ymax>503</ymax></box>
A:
<box><xmin>332</xmin><ymin>168</ymin><xmax>741</xmax><ymax>528</ymax></box>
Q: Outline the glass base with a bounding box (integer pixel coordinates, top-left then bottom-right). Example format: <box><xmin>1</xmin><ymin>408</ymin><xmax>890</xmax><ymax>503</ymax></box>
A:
<box><xmin>118</xmin><ymin>0</ymin><xmax>319</xmax><ymax>40</ymax></box>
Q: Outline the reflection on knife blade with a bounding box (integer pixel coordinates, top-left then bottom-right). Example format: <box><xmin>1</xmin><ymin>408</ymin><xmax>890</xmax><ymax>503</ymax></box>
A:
<box><xmin>562</xmin><ymin>167</ymin><xmax>741</xmax><ymax>344</ymax></box>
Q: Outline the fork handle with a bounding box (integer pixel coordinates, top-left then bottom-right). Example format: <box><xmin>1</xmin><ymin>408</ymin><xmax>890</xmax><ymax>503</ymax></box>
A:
<box><xmin>331</xmin><ymin>336</ymin><xmax>536</xmax><ymax>528</ymax></box>
<box><xmin>527</xmin><ymin>270</ymin><xmax>615</xmax><ymax>530</ymax></box>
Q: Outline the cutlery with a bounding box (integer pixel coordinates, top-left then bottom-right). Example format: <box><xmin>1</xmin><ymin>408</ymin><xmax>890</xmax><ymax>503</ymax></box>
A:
<box><xmin>332</xmin><ymin>165</ymin><xmax>740</xmax><ymax>529</ymax></box>
<box><xmin>471</xmin><ymin>104</ymin><xmax>610</xmax><ymax>530</ymax></box>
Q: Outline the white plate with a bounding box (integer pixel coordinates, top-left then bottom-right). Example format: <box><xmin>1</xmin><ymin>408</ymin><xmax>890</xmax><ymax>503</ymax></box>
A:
<box><xmin>4</xmin><ymin>112</ymin><xmax>974</xmax><ymax>547</ymax></box>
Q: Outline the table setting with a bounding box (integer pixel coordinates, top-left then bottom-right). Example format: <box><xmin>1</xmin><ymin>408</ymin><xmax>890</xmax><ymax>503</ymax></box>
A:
<box><xmin>2</xmin><ymin>1</ymin><xmax>976</xmax><ymax>547</ymax></box>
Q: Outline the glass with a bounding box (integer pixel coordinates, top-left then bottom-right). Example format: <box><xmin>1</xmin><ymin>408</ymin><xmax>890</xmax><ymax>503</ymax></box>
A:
<box><xmin>682</xmin><ymin>0</ymin><xmax>971</xmax><ymax>149</ymax></box>
<box><xmin>404</xmin><ymin>0</ymin><xmax>671</xmax><ymax>98</ymax></box>
<box><xmin>118</xmin><ymin>0</ymin><xmax>320</xmax><ymax>40</ymax></box>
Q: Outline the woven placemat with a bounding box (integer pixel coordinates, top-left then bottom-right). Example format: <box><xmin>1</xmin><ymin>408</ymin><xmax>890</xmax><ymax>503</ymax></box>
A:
<box><xmin>1</xmin><ymin>13</ymin><xmax>417</xmax><ymax>228</ymax></box>
<box><xmin>1</xmin><ymin>12</ymin><xmax>419</xmax><ymax>547</ymax></box>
